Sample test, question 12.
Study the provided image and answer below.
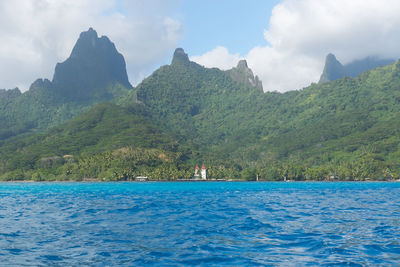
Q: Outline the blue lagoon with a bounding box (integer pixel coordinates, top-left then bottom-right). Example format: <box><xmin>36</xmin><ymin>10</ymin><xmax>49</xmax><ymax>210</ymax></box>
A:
<box><xmin>0</xmin><ymin>182</ymin><xmax>399</xmax><ymax>265</ymax></box>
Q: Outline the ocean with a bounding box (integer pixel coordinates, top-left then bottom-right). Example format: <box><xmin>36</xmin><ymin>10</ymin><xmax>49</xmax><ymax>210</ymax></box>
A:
<box><xmin>0</xmin><ymin>182</ymin><xmax>399</xmax><ymax>265</ymax></box>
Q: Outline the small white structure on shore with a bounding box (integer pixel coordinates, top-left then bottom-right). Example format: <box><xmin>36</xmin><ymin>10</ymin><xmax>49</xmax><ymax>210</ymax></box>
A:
<box><xmin>193</xmin><ymin>165</ymin><xmax>201</xmax><ymax>179</ymax></box>
<box><xmin>135</xmin><ymin>176</ymin><xmax>148</xmax><ymax>182</ymax></box>
<box><xmin>201</xmin><ymin>165</ymin><xmax>207</xmax><ymax>180</ymax></box>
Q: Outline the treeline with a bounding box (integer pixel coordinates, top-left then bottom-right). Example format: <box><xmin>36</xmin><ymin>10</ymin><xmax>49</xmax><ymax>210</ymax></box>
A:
<box><xmin>1</xmin><ymin>146</ymin><xmax>398</xmax><ymax>181</ymax></box>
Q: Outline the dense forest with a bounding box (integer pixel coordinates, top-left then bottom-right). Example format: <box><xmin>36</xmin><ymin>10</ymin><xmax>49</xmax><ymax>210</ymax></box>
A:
<box><xmin>1</xmin><ymin>29</ymin><xmax>400</xmax><ymax>181</ymax></box>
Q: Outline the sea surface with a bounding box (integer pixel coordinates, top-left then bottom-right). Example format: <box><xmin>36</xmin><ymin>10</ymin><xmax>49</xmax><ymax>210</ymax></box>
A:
<box><xmin>0</xmin><ymin>182</ymin><xmax>399</xmax><ymax>266</ymax></box>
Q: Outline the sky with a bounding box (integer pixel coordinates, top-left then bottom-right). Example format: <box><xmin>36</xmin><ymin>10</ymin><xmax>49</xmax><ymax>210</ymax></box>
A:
<box><xmin>1</xmin><ymin>0</ymin><xmax>400</xmax><ymax>92</ymax></box>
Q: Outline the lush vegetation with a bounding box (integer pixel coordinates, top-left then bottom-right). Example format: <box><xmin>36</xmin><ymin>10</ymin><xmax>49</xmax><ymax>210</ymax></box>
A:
<box><xmin>134</xmin><ymin>50</ymin><xmax>400</xmax><ymax>178</ymax></box>
<box><xmin>2</xmin><ymin>42</ymin><xmax>400</xmax><ymax>181</ymax></box>
<box><xmin>0</xmin><ymin>82</ymin><xmax>131</xmax><ymax>143</ymax></box>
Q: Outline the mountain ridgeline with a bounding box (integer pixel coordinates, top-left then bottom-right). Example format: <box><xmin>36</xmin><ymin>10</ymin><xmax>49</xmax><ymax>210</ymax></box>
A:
<box><xmin>0</xmin><ymin>28</ymin><xmax>133</xmax><ymax>142</ymax></box>
<box><xmin>319</xmin><ymin>53</ymin><xmax>395</xmax><ymax>83</ymax></box>
<box><xmin>136</xmin><ymin>48</ymin><xmax>265</xmax><ymax>148</ymax></box>
<box><xmin>1</xmin><ymin>28</ymin><xmax>400</xmax><ymax>181</ymax></box>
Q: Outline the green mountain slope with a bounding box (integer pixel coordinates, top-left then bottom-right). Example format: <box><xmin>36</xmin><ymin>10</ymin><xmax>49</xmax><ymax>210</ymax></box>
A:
<box><xmin>0</xmin><ymin>28</ymin><xmax>132</xmax><ymax>143</ymax></box>
<box><xmin>0</xmin><ymin>102</ymin><xmax>187</xmax><ymax>180</ymax></box>
<box><xmin>134</xmin><ymin>49</ymin><xmax>400</xmax><ymax>179</ymax></box>
<box><xmin>135</xmin><ymin>48</ymin><xmax>267</xmax><ymax>150</ymax></box>
<box><xmin>2</xmin><ymin>40</ymin><xmax>400</xmax><ymax>181</ymax></box>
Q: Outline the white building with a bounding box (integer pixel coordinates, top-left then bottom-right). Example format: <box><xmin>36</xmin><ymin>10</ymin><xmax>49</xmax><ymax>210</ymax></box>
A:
<box><xmin>193</xmin><ymin>165</ymin><xmax>200</xmax><ymax>179</ymax></box>
<box><xmin>201</xmin><ymin>165</ymin><xmax>207</xmax><ymax>180</ymax></box>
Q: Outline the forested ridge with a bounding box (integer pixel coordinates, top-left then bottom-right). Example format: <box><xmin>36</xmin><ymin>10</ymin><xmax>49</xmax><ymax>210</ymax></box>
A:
<box><xmin>1</xmin><ymin>29</ymin><xmax>400</xmax><ymax>181</ymax></box>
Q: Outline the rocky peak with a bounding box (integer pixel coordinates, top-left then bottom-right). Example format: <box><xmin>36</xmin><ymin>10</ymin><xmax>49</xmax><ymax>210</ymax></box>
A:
<box><xmin>319</xmin><ymin>53</ymin><xmax>345</xmax><ymax>84</ymax></box>
<box><xmin>171</xmin><ymin>48</ymin><xmax>190</xmax><ymax>66</ymax></box>
<box><xmin>52</xmin><ymin>28</ymin><xmax>132</xmax><ymax>101</ymax></box>
<box><xmin>325</xmin><ymin>53</ymin><xmax>343</xmax><ymax>70</ymax></box>
<box><xmin>29</xmin><ymin>78</ymin><xmax>52</xmax><ymax>91</ymax></box>
<box><xmin>237</xmin><ymin>59</ymin><xmax>249</xmax><ymax>70</ymax></box>
<box><xmin>69</xmin><ymin>28</ymin><xmax>115</xmax><ymax>59</ymax></box>
<box><xmin>79</xmin><ymin>27</ymin><xmax>98</xmax><ymax>44</ymax></box>
<box><xmin>227</xmin><ymin>59</ymin><xmax>263</xmax><ymax>91</ymax></box>
<box><xmin>326</xmin><ymin>53</ymin><xmax>338</xmax><ymax>63</ymax></box>
<box><xmin>319</xmin><ymin>53</ymin><xmax>395</xmax><ymax>84</ymax></box>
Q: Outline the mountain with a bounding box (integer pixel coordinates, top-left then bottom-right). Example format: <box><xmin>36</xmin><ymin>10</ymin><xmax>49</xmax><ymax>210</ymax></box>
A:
<box><xmin>135</xmin><ymin>48</ymin><xmax>266</xmax><ymax>150</ymax></box>
<box><xmin>226</xmin><ymin>60</ymin><xmax>263</xmax><ymax>91</ymax></box>
<box><xmin>0</xmin><ymin>28</ymin><xmax>132</xmax><ymax>142</ymax></box>
<box><xmin>1</xmin><ymin>47</ymin><xmax>269</xmax><ymax>180</ymax></box>
<box><xmin>319</xmin><ymin>53</ymin><xmax>395</xmax><ymax>83</ymax></box>
<box><xmin>0</xmin><ymin>102</ymin><xmax>186</xmax><ymax>181</ymax></box>
<box><xmin>318</xmin><ymin>54</ymin><xmax>346</xmax><ymax>83</ymax></box>
<box><xmin>2</xmin><ymin>38</ymin><xmax>400</xmax><ymax>181</ymax></box>
<box><xmin>135</xmin><ymin>49</ymin><xmax>400</xmax><ymax>179</ymax></box>
<box><xmin>52</xmin><ymin>27</ymin><xmax>132</xmax><ymax>101</ymax></box>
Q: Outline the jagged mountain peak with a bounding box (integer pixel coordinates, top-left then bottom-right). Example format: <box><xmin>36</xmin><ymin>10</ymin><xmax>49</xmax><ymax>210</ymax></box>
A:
<box><xmin>70</xmin><ymin>28</ymin><xmax>115</xmax><ymax>59</ymax></box>
<box><xmin>237</xmin><ymin>59</ymin><xmax>249</xmax><ymax>70</ymax></box>
<box><xmin>52</xmin><ymin>28</ymin><xmax>132</xmax><ymax>101</ymax></box>
<box><xmin>227</xmin><ymin>59</ymin><xmax>263</xmax><ymax>91</ymax></box>
<box><xmin>319</xmin><ymin>53</ymin><xmax>345</xmax><ymax>84</ymax></box>
<box><xmin>79</xmin><ymin>27</ymin><xmax>98</xmax><ymax>42</ymax></box>
<box><xmin>171</xmin><ymin>48</ymin><xmax>190</xmax><ymax>65</ymax></box>
<box><xmin>326</xmin><ymin>53</ymin><xmax>338</xmax><ymax>62</ymax></box>
<box><xmin>29</xmin><ymin>78</ymin><xmax>52</xmax><ymax>91</ymax></box>
<box><xmin>319</xmin><ymin>53</ymin><xmax>396</xmax><ymax>84</ymax></box>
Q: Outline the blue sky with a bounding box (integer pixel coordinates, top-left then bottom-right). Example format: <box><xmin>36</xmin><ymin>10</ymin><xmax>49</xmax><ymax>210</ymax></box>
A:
<box><xmin>177</xmin><ymin>0</ymin><xmax>280</xmax><ymax>56</ymax></box>
<box><xmin>1</xmin><ymin>0</ymin><xmax>400</xmax><ymax>92</ymax></box>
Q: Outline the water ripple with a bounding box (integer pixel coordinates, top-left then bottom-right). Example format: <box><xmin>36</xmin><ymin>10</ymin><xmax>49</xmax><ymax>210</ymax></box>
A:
<box><xmin>0</xmin><ymin>182</ymin><xmax>399</xmax><ymax>265</ymax></box>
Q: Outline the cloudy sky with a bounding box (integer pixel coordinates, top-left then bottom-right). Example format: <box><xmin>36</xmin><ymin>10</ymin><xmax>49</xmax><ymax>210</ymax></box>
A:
<box><xmin>1</xmin><ymin>0</ymin><xmax>400</xmax><ymax>92</ymax></box>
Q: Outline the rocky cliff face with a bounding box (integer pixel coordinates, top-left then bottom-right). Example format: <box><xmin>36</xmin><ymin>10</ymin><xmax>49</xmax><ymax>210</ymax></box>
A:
<box><xmin>319</xmin><ymin>54</ymin><xmax>345</xmax><ymax>84</ymax></box>
<box><xmin>319</xmin><ymin>53</ymin><xmax>395</xmax><ymax>83</ymax></box>
<box><xmin>52</xmin><ymin>28</ymin><xmax>132</xmax><ymax>101</ymax></box>
<box><xmin>171</xmin><ymin>48</ymin><xmax>190</xmax><ymax>66</ymax></box>
<box><xmin>170</xmin><ymin>48</ymin><xmax>263</xmax><ymax>91</ymax></box>
<box><xmin>227</xmin><ymin>60</ymin><xmax>263</xmax><ymax>91</ymax></box>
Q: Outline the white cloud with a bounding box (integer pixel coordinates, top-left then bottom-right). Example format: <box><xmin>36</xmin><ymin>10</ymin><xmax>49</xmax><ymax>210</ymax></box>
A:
<box><xmin>190</xmin><ymin>46</ymin><xmax>241</xmax><ymax>70</ymax></box>
<box><xmin>0</xmin><ymin>0</ymin><xmax>182</xmax><ymax>91</ymax></box>
<box><xmin>192</xmin><ymin>0</ymin><xmax>400</xmax><ymax>92</ymax></box>
<box><xmin>3</xmin><ymin>0</ymin><xmax>400</xmax><ymax>93</ymax></box>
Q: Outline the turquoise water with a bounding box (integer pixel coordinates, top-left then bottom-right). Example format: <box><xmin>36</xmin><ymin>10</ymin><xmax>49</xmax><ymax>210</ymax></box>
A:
<box><xmin>0</xmin><ymin>182</ymin><xmax>399</xmax><ymax>265</ymax></box>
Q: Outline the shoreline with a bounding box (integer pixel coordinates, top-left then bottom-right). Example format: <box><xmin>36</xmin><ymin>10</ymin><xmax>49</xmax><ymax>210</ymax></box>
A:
<box><xmin>0</xmin><ymin>179</ymin><xmax>399</xmax><ymax>183</ymax></box>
